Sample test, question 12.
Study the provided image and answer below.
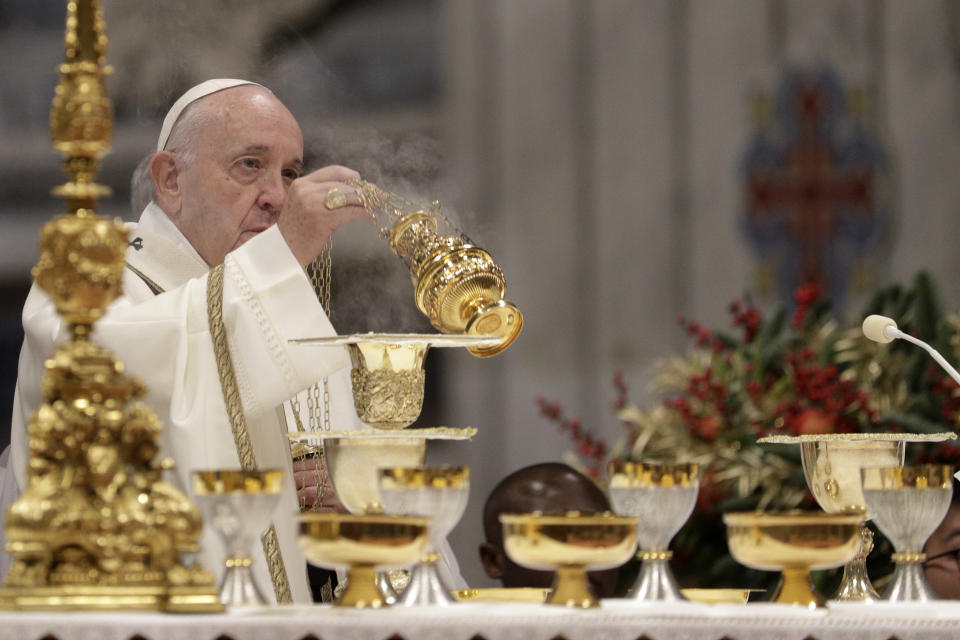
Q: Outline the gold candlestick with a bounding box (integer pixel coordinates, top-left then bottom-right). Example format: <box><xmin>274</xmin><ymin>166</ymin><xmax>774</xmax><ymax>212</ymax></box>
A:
<box><xmin>0</xmin><ymin>0</ymin><xmax>219</xmax><ymax>612</ymax></box>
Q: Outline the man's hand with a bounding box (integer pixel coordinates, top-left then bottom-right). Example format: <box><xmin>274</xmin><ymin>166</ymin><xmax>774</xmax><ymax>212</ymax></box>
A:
<box><xmin>277</xmin><ymin>165</ymin><xmax>372</xmax><ymax>267</ymax></box>
<box><xmin>293</xmin><ymin>453</ymin><xmax>346</xmax><ymax>513</ymax></box>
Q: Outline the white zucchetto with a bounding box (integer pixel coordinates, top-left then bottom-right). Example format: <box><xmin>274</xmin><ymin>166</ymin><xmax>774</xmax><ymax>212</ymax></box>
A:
<box><xmin>156</xmin><ymin>78</ymin><xmax>266</xmax><ymax>151</ymax></box>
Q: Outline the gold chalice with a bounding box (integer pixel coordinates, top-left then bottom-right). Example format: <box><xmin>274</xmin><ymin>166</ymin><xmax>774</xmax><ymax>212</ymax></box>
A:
<box><xmin>298</xmin><ymin>513</ymin><xmax>429</xmax><ymax>608</ymax></box>
<box><xmin>861</xmin><ymin>464</ymin><xmax>954</xmax><ymax>601</ymax></box>
<box><xmin>290</xmin><ymin>333</ymin><xmax>502</xmax><ymax>429</ymax></box>
<box><xmin>757</xmin><ymin>432</ymin><xmax>954</xmax><ymax>600</ymax></box>
<box><xmin>191</xmin><ymin>470</ymin><xmax>283</xmax><ymax>607</ymax></box>
<box><xmin>607</xmin><ymin>461</ymin><xmax>699</xmax><ymax>601</ymax></box>
<box><xmin>500</xmin><ymin>512</ymin><xmax>637</xmax><ymax>608</ymax></box>
<box><xmin>724</xmin><ymin>511</ymin><xmax>864</xmax><ymax>607</ymax></box>
<box><xmin>378</xmin><ymin>466</ymin><xmax>470</xmax><ymax>606</ymax></box>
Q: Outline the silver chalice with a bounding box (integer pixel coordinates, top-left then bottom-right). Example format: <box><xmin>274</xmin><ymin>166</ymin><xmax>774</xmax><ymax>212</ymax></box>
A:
<box><xmin>607</xmin><ymin>461</ymin><xmax>699</xmax><ymax>601</ymax></box>
<box><xmin>191</xmin><ymin>469</ymin><xmax>283</xmax><ymax>607</ymax></box>
<box><xmin>378</xmin><ymin>466</ymin><xmax>470</xmax><ymax>606</ymax></box>
<box><xmin>861</xmin><ymin>464</ymin><xmax>954</xmax><ymax>602</ymax></box>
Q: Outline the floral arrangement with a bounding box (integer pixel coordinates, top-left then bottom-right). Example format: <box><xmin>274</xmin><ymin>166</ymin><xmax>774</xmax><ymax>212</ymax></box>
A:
<box><xmin>538</xmin><ymin>271</ymin><xmax>960</xmax><ymax>588</ymax></box>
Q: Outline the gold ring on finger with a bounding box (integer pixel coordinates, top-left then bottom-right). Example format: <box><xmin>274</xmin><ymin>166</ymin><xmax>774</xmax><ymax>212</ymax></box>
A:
<box><xmin>325</xmin><ymin>187</ymin><xmax>348</xmax><ymax>210</ymax></box>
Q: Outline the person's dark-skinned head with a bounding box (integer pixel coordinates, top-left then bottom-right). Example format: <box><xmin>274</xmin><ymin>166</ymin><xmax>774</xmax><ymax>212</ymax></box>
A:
<box><xmin>479</xmin><ymin>462</ymin><xmax>619</xmax><ymax>598</ymax></box>
<box><xmin>923</xmin><ymin>480</ymin><xmax>960</xmax><ymax>599</ymax></box>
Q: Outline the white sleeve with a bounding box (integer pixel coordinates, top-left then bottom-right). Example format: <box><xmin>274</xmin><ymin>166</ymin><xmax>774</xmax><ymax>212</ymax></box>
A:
<box><xmin>11</xmin><ymin>225</ymin><xmax>349</xmax><ymax>485</ymax></box>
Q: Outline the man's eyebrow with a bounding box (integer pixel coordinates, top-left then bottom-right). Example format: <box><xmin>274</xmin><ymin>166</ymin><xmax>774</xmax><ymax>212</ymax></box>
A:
<box><xmin>235</xmin><ymin>145</ymin><xmax>303</xmax><ymax>170</ymax></box>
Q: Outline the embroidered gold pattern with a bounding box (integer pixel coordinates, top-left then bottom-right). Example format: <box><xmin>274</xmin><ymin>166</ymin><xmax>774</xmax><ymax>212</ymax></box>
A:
<box><xmin>207</xmin><ymin>263</ymin><xmax>292</xmax><ymax>604</ymax></box>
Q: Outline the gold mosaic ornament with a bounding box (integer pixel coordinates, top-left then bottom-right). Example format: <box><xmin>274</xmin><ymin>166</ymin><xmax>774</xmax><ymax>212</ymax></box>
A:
<box><xmin>0</xmin><ymin>0</ymin><xmax>220</xmax><ymax>612</ymax></box>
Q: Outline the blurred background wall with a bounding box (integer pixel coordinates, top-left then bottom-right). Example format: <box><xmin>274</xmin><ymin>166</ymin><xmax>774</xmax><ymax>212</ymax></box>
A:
<box><xmin>1</xmin><ymin>0</ymin><xmax>959</xmax><ymax>588</ymax></box>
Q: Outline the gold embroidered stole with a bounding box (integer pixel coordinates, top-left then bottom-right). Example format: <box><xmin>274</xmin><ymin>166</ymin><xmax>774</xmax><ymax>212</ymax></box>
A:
<box><xmin>206</xmin><ymin>263</ymin><xmax>293</xmax><ymax>604</ymax></box>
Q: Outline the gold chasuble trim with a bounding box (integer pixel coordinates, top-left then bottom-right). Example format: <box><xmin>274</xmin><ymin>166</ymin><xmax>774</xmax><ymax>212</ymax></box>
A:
<box><xmin>206</xmin><ymin>263</ymin><xmax>293</xmax><ymax>604</ymax></box>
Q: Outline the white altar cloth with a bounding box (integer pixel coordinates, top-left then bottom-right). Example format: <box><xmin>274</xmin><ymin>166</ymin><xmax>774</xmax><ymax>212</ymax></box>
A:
<box><xmin>1</xmin><ymin>600</ymin><xmax>960</xmax><ymax>640</ymax></box>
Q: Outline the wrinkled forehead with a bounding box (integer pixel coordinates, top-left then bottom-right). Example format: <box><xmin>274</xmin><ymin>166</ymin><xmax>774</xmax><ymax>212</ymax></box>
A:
<box><xmin>192</xmin><ymin>86</ymin><xmax>304</xmax><ymax>156</ymax></box>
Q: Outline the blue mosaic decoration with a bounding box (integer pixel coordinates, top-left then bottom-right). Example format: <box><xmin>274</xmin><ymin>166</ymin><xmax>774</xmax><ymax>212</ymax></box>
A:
<box><xmin>742</xmin><ymin>67</ymin><xmax>892</xmax><ymax>311</ymax></box>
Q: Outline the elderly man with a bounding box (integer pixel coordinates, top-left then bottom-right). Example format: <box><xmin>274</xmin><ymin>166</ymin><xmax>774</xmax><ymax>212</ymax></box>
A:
<box><xmin>6</xmin><ymin>79</ymin><xmax>374</xmax><ymax>603</ymax></box>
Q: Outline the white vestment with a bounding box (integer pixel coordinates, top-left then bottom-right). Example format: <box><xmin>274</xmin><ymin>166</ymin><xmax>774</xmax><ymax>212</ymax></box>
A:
<box><xmin>6</xmin><ymin>202</ymin><xmax>359</xmax><ymax>603</ymax></box>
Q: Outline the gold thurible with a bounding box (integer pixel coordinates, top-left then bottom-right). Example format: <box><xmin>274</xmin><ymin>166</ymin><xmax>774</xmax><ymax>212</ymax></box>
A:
<box><xmin>0</xmin><ymin>0</ymin><xmax>220</xmax><ymax>611</ymax></box>
<box><xmin>350</xmin><ymin>180</ymin><xmax>523</xmax><ymax>357</ymax></box>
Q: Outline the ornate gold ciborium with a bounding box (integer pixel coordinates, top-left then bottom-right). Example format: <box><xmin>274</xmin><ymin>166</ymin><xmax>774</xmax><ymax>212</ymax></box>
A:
<box><xmin>861</xmin><ymin>464</ymin><xmax>954</xmax><ymax>602</ymax></box>
<box><xmin>298</xmin><ymin>513</ymin><xmax>429</xmax><ymax>608</ymax></box>
<box><xmin>291</xmin><ymin>334</ymin><xmax>501</xmax><ymax>429</ymax></box>
<box><xmin>757</xmin><ymin>432</ymin><xmax>954</xmax><ymax>600</ymax></box>
<box><xmin>378</xmin><ymin>466</ymin><xmax>469</xmax><ymax>606</ymax></box>
<box><xmin>607</xmin><ymin>461</ymin><xmax>699</xmax><ymax>601</ymax></box>
<box><xmin>500</xmin><ymin>512</ymin><xmax>637</xmax><ymax>608</ymax></box>
<box><xmin>724</xmin><ymin>511</ymin><xmax>864</xmax><ymax>607</ymax></box>
<box><xmin>191</xmin><ymin>470</ymin><xmax>283</xmax><ymax>607</ymax></box>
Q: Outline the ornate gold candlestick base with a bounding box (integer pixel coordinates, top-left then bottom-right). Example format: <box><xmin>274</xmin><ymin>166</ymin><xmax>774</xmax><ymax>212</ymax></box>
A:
<box><xmin>1</xmin><ymin>0</ymin><xmax>220</xmax><ymax>612</ymax></box>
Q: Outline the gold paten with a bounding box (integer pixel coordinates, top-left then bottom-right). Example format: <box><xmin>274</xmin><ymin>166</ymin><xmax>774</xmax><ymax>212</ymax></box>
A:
<box><xmin>724</xmin><ymin>511</ymin><xmax>863</xmax><ymax>607</ymax></box>
<box><xmin>0</xmin><ymin>0</ymin><xmax>219</xmax><ymax>612</ymax></box>
<box><xmin>349</xmin><ymin>181</ymin><xmax>523</xmax><ymax>357</ymax></box>
<box><xmin>500</xmin><ymin>512</ymin><xmax>637</xmax><ymax>608</ymax></box>
<box><xmin>298</xmin><ymin>513</ymin><xmax>428</xmax><ymax>608</ymax></box>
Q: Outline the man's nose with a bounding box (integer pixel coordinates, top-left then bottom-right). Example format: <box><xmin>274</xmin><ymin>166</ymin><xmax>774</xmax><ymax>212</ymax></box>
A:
<box><xmin>257</xmin><ymin>172</ymin><xmax>286</xmax><ymax>215</ymax></box>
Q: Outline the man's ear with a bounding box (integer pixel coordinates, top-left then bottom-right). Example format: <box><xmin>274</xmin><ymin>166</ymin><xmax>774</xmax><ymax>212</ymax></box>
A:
<box><xmin>150</xmin><ymin>151</ymin><xmax>182</xmax><ymax>215</ymax></box>
<box><xmin>479</xmin><ymin>542</ymin><xmax>505</xmax><ymax>580</ymax></box>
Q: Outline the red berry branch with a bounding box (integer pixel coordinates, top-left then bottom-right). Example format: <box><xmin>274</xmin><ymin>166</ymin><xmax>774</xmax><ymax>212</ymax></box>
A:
<box><xmin>535</xmin><ymin>396</ymin><xmax>608</xmax><ymax>479</ymax></box>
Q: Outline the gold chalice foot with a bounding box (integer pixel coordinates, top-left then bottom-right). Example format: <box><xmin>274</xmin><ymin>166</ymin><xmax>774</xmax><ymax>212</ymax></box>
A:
<box><xmin>500</xmin><ymin>512</ymin><xmax>637</xmax><ymax>608</ymax></box>
<box><xmin>191</xmin><ymin>470</ymin><xmax>283</xmax><ymax>607</ymax></box>
<box><xmin>861</xmin><ymin>465</ymin><xmax>954</xmax><ymax>602</ymax></box>
<box><xmin>608</xmin><ymin>462</ymin><xmax>699</xmax><ymax>601</ymax></box>
<box><xmin>298</xmin><ymin>513</ymin><xmax>429</xmax><ymax>608</ymax></box>
<box><xmin>379</xmin><ymin>466</ymin><xmax>470</xmax><ymax>606</ymax></box>
<box><xmin>724</xmin><ymin>511</ymin><xmax>864</xmax><ymax>607</ymax></box>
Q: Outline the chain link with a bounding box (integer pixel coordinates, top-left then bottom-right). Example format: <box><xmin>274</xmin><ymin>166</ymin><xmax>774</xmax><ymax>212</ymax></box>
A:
<box><xmin>346</xmin><ymin>177</ymin><xmax>465</xmax><ymax>240</ymax></box>
<box><xmin>291</xmin><ymin>239</ymin><xmax>334</xmax><ymax>510</ymax></box>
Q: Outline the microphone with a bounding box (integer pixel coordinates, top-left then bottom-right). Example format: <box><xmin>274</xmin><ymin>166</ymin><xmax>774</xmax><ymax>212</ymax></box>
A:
<box><xmin>861</xmin><ymin>314</ymin><xmax>960</xmax><ymax>387</ymax></box>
